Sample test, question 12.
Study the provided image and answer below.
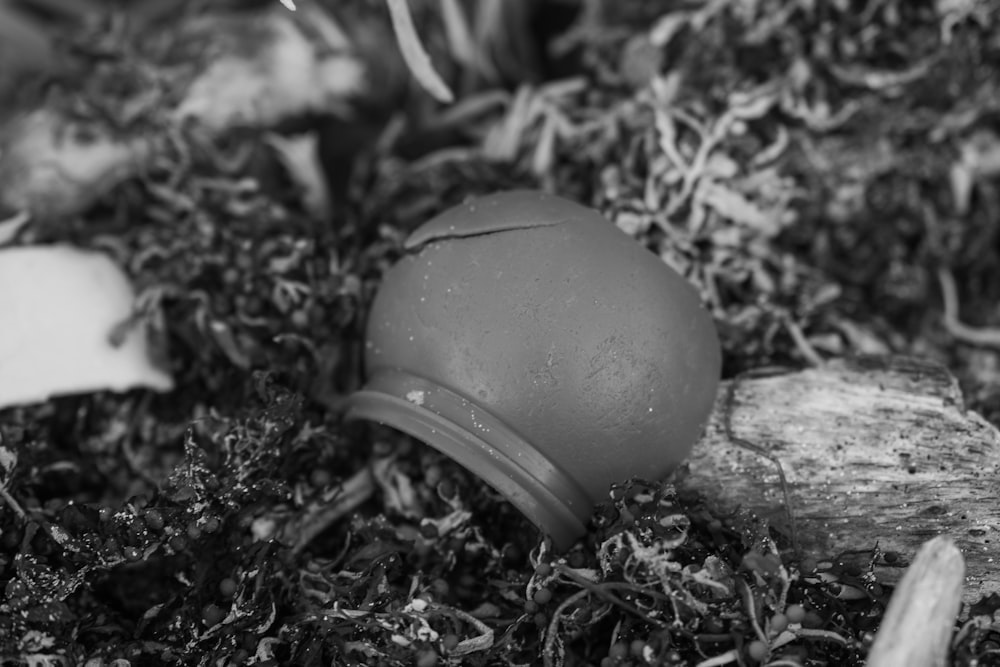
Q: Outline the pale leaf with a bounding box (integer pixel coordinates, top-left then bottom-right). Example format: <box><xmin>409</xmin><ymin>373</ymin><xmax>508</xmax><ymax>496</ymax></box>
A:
<box><xmin>0</xmin><ymin>245</ymin><xmax>174</xmax><ymax>409</ymax></box>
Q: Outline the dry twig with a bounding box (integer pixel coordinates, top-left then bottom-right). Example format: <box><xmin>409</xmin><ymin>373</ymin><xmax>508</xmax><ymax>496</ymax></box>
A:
<box><xmin>866</xmin><ymin>536</ymin><xmax>964</xmax><ymax>667</ymax></box>
<box><xmin>938</xmin><ymin>267</ymin><xmax>1000</xmax><ymax>347</ymax></box>
<box><xmin>385</xmin><ymin>0</ymin><xmax>455</xmax><ymax>103</ymax></box>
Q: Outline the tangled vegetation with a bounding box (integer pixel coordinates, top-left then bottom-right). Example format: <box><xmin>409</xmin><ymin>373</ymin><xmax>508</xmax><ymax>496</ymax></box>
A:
<box><xmin>2</xmin><ymin>0</ymin><xmax>1000</xmax><ymax>664</ymax></box>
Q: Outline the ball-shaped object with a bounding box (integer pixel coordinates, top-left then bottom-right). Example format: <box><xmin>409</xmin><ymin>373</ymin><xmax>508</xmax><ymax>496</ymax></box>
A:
<box><xmin>346</xmin><ymin>191</ymin><xmax>720</xmax><ymax>548</ymax></box>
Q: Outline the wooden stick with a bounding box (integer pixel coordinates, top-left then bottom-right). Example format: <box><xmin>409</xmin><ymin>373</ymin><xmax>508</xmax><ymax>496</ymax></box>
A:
<box><xmin>866</xmin><ymin>536</ymin><xmax>964</xmax><ymax>667</ymax></box>
<box><xmin>679</xmin><ymin>355</ymin><xmax>1000</xmax><ymax>604</ymax></box>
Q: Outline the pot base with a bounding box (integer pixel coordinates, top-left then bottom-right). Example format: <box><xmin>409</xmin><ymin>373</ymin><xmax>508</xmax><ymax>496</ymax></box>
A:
<box><xmin>344</xmin><ymin>368</ymin><xmax>593</xmax><ymax>550</ymax></box>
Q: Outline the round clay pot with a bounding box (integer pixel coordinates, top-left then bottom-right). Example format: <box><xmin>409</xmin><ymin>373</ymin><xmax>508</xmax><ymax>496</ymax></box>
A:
<box><xmin>345</xmin><ymin>190</ymin><xmax>721</xmax><ymax>548</ymax></box>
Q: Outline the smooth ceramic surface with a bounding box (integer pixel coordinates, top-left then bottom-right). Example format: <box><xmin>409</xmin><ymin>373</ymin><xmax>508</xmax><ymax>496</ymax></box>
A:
<box><xmin>346</xmin><ymin>190</ymin><xmax>721</xmax><ymax>548</ymax></box>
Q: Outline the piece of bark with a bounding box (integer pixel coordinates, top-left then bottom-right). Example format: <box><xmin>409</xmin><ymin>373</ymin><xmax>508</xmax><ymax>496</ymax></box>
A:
<box><xmin>0</xmin><ymin>4</ymin><xmax>367</xmax><ymax>221</ymax></box>
<box><xmin>679</xmin><ymin>355</ymin><xmax>1000</xmax><ymax>605</ymax></box>
<box><xmin>866</xmin><ymin>536</ymin><xmax>965</xmax><ymax>667</ymax></box>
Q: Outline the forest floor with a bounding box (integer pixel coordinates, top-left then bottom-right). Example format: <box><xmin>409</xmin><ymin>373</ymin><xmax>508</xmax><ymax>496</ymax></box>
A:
<box><xmin>2</xmin><ymin>1</ymin><xmax>1000</xmax><ymax>665</ymax></box>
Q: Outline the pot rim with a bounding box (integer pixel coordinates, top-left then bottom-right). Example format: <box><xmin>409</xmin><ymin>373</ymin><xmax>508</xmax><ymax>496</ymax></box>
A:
<box><xmin>344</xmin><ymin>368</ymin><xmax>592</xmax><ymax>550</ymax></box>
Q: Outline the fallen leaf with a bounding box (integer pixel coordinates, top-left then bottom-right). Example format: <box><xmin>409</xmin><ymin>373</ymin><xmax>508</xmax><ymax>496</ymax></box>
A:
<box><xmin>0</xmin><ymin>245</ymin><xmax>174</xmax><ymax>409</ymax></box>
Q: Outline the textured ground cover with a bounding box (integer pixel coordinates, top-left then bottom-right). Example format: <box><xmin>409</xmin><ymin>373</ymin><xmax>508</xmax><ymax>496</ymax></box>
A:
<box><xmin>2</xmin><ymin>1</ymin><xmax>1000</xmax><ymax>665</ymax></box>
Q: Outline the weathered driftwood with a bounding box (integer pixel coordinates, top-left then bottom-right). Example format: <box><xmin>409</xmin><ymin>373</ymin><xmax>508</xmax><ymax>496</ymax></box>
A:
<box><xmin>680</xmin><ymin>355</ymin><xmax>1000</xmax><ymax>605</ymax></box>
<box><xmin>866</xmin><ymin>536</ymin><xmax>965</xmax><ymax>667</ymax></box>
